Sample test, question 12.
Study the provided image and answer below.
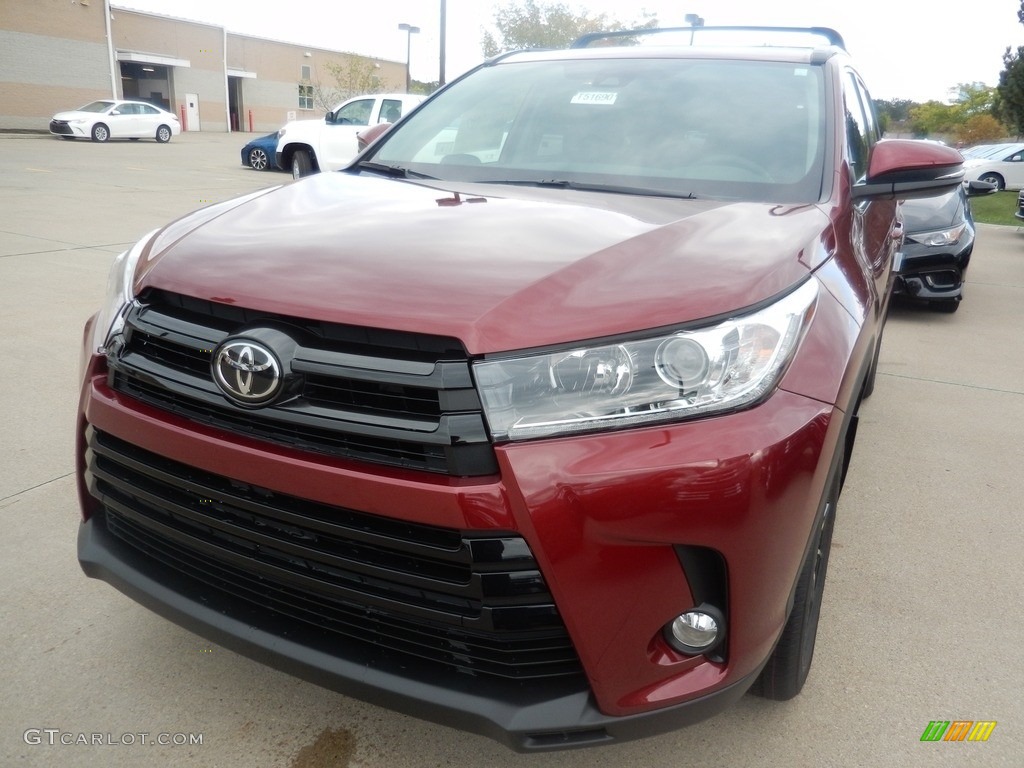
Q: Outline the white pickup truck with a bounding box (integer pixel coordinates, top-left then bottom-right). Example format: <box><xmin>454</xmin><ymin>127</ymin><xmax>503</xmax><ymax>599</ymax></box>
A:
<box><xmin>275</xmin><ymin>93</ymin><xmax>424</xmax><ymax>178</ymax></box>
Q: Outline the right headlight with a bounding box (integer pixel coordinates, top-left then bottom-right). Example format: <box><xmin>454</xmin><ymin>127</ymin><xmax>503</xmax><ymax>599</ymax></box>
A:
<box><xmin>905</xmin><ymin>222</ymin><xmax>967</xmax><ymax>247</ymax></box>
<box><xmin>90</xmin><ymin>228</ymin><xmax>159</xmax><ymax>356</ymax></box>
<box><xmin>474</xmin><ymin>279</ymin><xmax>818</xmax><ymax>442</ymax></box>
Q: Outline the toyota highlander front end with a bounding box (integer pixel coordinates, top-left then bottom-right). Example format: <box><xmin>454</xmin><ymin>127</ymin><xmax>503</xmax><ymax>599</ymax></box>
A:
<box><xmin>75</xmin><ymin>27</ymin><xmax>964</xmax><ymax>750</ymax></box>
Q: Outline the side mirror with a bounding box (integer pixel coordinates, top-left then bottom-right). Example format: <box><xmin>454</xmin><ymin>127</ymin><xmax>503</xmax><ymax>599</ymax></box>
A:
<box><xmin>852</xmin><ymin>140</ymin><xmax>965</xmax><ymax>201</ymax></box>
<box><xmin>965</xmin><ymin>179</ymin><xmax>997</xmax><ymax>196</ymax></box>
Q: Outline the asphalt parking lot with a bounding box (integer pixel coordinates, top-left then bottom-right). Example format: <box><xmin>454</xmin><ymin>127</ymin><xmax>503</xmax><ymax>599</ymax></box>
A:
<box><xmin>1</xmin><ymin>131</ymin><xmax>1021</xmax><ymax>768</ymax></box>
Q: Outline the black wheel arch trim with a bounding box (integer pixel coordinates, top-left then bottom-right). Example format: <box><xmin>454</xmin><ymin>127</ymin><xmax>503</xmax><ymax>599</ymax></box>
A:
<box><xmin>279</xmin><ymin>144</ymin><xmax>318</xmax><ymax>171</ymax></box>
<box><xmin>780</xmin><ymin>400</ymin><xmax>853</xmax><ymax>624</ymax></box>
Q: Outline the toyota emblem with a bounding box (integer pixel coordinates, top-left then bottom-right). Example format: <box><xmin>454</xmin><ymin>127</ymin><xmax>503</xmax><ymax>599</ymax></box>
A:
<box><xmin>212</xmin><ymin>339</ymin><xmax>282</xmax><ymax>406</ymax></box>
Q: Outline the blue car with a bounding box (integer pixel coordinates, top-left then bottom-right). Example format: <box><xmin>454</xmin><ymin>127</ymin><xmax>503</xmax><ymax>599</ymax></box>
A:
<box><xmin>240</xmin><ymin>132</ymin><xmax>280</xmax><ymax>171</ymax></box>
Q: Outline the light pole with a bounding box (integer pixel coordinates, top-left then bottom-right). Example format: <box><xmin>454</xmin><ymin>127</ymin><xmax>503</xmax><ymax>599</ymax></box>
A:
<box><xmin>398</xmin><ymin>22</ymin><xmax>420</xmax><ymax>93</ymax></box>
<box><xmin>439</xmin><ymin>0</ymin><xmax>447</xmax><ymax>87</ymax></box>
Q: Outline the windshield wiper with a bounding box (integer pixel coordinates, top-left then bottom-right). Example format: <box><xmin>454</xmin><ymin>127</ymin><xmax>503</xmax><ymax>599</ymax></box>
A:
<box><xmin>475</xmin><ymin>179</ymin><xmax>696</xmax><ymax>199</ymax></box>
<box><xmin>354</xmin><ymin>161</ymin><xmax>437</xmax><ymax>180</ymax></box>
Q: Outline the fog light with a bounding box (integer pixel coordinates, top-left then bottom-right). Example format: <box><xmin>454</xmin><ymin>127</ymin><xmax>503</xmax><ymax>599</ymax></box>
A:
<box><xmin>665</xmin><ymin>605</ymin><xmax>724</xmax><ymax>656</ymax></box>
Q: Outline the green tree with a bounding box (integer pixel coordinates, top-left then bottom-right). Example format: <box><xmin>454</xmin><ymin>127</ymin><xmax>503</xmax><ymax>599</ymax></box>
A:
<box><xmin>874</xmin><ymin>98</ymin><xmax>915</xmax><ymax>124</ymax></box>
<box><xmin>904</xmin><ymin>84</ymin><xmax>1005</xmax><ymax>140</ymax></box>
<box><xmin>327</xmin><ymin>58</ymin><xmax>384</xmax><ymax>100</ymax></box>
<box><xmin>308</xmin><ymin>57</ymin><xmax>386</xmax><ymax>112</ymax></box>
<box><xmin>481</xmin><ymin>0</ymin><xmax>656</xmax><ymax>57</ymax></box>
<box><xmin>995</xmin><ymin>2</ymin><xmax>1024</xmax><ymax>135</ymax></box>
<box><xmin>950</xmin><ymin>82</ymin><xmax>996</xmax><ymax>118</ymax></box>
<box><xmin>410</xmin><ymin>79</ymin><xmax>440</xmax><ymax>96</ymax></box>
<box><xmin>997</xmin><ymin>46</ymin><xmax>1024</xmax><ymax>135</ymax></box>
<box><xmin>907</xmin><ymin>101</ymin><xmax>959</xmax><ymax>137</ymax></box>
<box><xmin>874</xmin><ymin>98</ymin><xmax>916</xmax><ymax>135</ymax></box>
<box><xmin>949</xmin><ymin>82</ymin><xmax>1008</xmax><ymax>141</ymax></box>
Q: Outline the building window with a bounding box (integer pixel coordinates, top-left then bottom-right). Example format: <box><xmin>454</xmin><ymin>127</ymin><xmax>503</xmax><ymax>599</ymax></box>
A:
<box><xmin>300</xmin><ymin>64</ymin><xmax>312</xmax><ymax>81</ymax></box>
<box><xmin>299</xmin><ymin>84</ymin><xmax>314</xmax><ymax>110</ymax></box>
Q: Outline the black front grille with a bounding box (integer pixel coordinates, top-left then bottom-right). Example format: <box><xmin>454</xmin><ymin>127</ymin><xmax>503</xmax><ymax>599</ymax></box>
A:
<box><xmin>49</xmin><ymin>120</ymin><xmax>72</xmax><ymax>135</ymax></box>
<box><xmin>107</xmin><ymin>290</ymin><xmax>497</xmax><ymax>476</ymax></box>
<box><xmin>85</xmin><ymin>428</ymin><xmax>584</xmax><ymax>681</ymax></box>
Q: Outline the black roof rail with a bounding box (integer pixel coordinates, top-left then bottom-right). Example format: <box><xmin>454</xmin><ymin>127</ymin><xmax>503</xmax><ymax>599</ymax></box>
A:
<box><xmin>571</xmin><ymin>26</ymin><xmax>846</xmax><ymax>52</ymax></box>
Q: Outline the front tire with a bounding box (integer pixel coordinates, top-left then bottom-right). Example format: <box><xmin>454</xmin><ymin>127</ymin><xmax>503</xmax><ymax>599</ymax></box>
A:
<box><xmin>749</xmin><ymin>450</ymin><xmax>841</xmax><ymax>700</ymax></box>
<box><xmin>248</xmin><ymin>147</ymin><xmax>269</xmax><ymax>170</ymax></box>
<box><xmin>291</xmin><ymin>149</ymin><xmax>314</xmax><ymax>179</ymax></box>
<box><xmin>155</xmin><ymin>125</ymin><xmax>172</xmax><ymax>143</ymax></box>
<box><xmin>978</xmin><ymin>172</ymin><xmax>1004</xmax><ymax>190</ymax></box>
<box><xmin>91</xmin><ymin>123</ymin><xmax>109</xmax><ymax>142</ymax></box>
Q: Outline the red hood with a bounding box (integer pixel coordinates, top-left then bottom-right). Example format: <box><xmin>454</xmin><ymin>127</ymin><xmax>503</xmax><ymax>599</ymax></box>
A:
<box><xmin>136</xmin><ymin>173</ymin><xmax>832</xmax><ymax>354</ymax></box>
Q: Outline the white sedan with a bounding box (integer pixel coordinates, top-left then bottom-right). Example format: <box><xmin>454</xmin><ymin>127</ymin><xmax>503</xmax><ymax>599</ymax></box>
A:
<box><xmin>960</xmin><ymin>142</ymin><xmax>1024</xmax><ymax>190</ymax></box>
<box><xmin>49</xmin><ymin>100</ymin><xmax>181</xmax><ymax>143</ymax></box>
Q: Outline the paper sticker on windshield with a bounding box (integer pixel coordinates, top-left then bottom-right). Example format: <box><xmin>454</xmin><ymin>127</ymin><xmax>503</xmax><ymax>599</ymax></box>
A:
<box><xmin>571</xmin><ymin>91</ymin><xmax>618</xmax><ymax>106</ymax></box>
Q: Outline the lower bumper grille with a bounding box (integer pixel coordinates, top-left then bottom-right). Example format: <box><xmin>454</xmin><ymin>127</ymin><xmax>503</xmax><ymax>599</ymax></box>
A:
<box><xmin>49</xmin><ymin>120</ymin><xmax>72</xmax><ymax>135</ymax></box>
<box><xmin>84</xmin><ymin>427</ymin><xmax>584</xmax><ymax>681</ymax></box>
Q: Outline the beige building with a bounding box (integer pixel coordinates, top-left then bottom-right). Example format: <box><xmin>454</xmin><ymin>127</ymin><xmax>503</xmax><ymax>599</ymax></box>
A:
<box><xmin>0</xmin><ymin>0</ymin><xmax>406</xmax><ymax>133</ymax></box>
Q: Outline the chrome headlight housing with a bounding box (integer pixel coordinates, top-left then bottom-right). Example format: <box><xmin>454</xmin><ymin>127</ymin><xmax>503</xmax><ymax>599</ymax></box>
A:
<box><xmin>905</xmin><ymin>222</ymin><xmax>967</xmax><ymax>247</ymax></box>
<box><xmin>474</xmin><ymin>280</ymin><xmax>818</xmax><ymax>441</ymax></box>
<box><xmin>90</xmin><ymin>228</ymin><xmax>159</xmax><ymax>355</ymax></box>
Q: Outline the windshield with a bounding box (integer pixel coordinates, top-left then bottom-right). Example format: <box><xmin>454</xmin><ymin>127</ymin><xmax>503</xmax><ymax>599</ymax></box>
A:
<box><xmin>964</xmin><ymin>143</ymin><xmax>1024</xmax><ymax>161</ymax></box>
<box><xmin>77</xmin><ymin>101</ymin><xmax>117</xmax><ymax>113</ymax></box>
<box><xmin>961</xmin><ymin>144</ymin><xmax>996</xmax><ymax>158</ymax></box>
<box><xmin>368</xmin><ymin>57</ymin><xmax>826</xmax><ymax>203</ymax></box>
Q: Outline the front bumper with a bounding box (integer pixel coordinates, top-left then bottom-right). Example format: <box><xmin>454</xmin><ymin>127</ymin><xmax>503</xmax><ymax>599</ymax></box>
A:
<box><xmin>76</xmin><ymin>350</ymin><xmax>840</xmax><ymax>749</ymax></box>
<box><xmin>78</xmin><ymin>513</ymin><xmax>757</xmax><ymax>750</ymax></box>
<box><xmin>893</xmin><ymin>239</ymin><xmax>973</xmax><ymax>302</ymax></box>
<box><xmin>49</xmin><ymin>119</ymin><xmax>84</xmax><ymax>137</ymax></box>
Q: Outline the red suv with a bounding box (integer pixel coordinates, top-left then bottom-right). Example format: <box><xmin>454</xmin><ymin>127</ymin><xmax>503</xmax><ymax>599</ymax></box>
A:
<box><xmin>76</xmin><ymin>27</ymin><xmax>963</xmax><ymax>751</ymax></box>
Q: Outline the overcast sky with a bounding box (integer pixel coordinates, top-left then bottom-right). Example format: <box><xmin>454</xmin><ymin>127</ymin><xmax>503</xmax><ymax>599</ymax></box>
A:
<box><xmin>113</xmin><ymin>0</ymin><xmax>1024</xmax><ymax>103</ymax></box>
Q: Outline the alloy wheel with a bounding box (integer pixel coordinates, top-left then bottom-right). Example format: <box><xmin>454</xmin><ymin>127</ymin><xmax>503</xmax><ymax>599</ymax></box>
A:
<box><xmin>250</xmin><ymin>148</ymin><xmax>269</xmax><ymax>170</ymax></box>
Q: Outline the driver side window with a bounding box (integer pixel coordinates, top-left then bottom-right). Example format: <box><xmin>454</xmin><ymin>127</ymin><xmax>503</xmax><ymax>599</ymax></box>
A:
<box><xmin>334</xmin><ymin>99</ymin><xmax>373</xmax><ymax>126</ymax></box>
